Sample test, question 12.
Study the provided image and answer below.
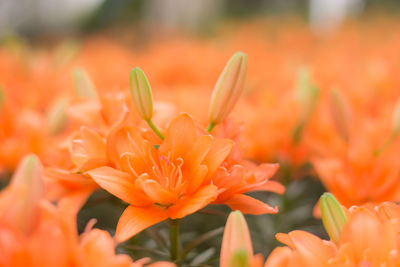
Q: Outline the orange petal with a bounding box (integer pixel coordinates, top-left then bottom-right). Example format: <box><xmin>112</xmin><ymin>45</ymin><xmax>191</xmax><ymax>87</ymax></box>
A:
<box><xmin>160</xmin><ymin>113</ymin><xmax>197</xmax><ymax>159</ymax></box>
<box><xmin>87</xmin><ymin>167</ymin><xmax>151</xmax><ymax>206</ymax></box>
<box><xmin>80</xmin><ymin>229</ymin><xmax>134</xmax><ymax>266</ymax></box>
<box><xmin>264</xmin><ymin>246</ymin><xmax>292</xmax><ymax>267</ymax></box>
<box><xmin>275</xmin><ymin>233</ymin><xmax>294</xmax><ymax>247</ymax></box>
<box><xmin>107</xmin><ymin>126</ymin><xmax>156</xmax><ymax>175</ymax></box>
<box><xmin>116</xmin><ymin>205</ymin><xmax>168</xmax><ymax>242</ymax></box>
<box><xmin>202</xmin><ymin>138</ymin><xmax>234</xmax><ymax>180</ymax></box>
<box><xmin>340</xmin><ymin>207</ymin><xmax>384</xmax><ymax>259</ymax></box>
<box><xmin>80</xmin><ymin>127</ymin><xmax>107</xmax><ymax>158</ymax></box>
<box><xmin>223</xmin><ymin>194</ymin><xmax>278</xmax><ymax>215</ymax></box>
<box><xmin>168</xmin><ymin>185</ymin><xmax>218</xmax><ymax>219</ymax></box>
<box><xmin>376</xmin><ymin>202</ymin><xmax>400</xmax><ymax>220</ymax></box>
<box><xmin>77</xmin><ymin>158</ymin><xmax>109</xmax><ymax>172</ymax></box>
<box><xmin>44</xmin><ymin>168</ymin><xmax>95</xmax><ymax>188</ymax></box>
<box><xmin>281</xmin><ymin>230</ymin><xmax>336</xmax><ymax>265</ymax></box>
<box><xmin>184</xmin><ymin>135</ymin><xmax>213</xmax><ymax>170</ymax></box>
<box><xmin>251</xmin><ymin>180</ymin><xmax>285</xmax><ymax>194</ymax></box>
<box><xmin>137</xmin><ymin>176</ymin><xmax>178</xmax><ymax>205</ymax></box>
<box><xmin>185</xmin><ymin>165</ymin><xmax>208</xmax><ymax>194</ymax></box>
<box><xmin>70</xmin><ymin>127</ymin><xmax>106</xmax><ymax>167</ymax></box>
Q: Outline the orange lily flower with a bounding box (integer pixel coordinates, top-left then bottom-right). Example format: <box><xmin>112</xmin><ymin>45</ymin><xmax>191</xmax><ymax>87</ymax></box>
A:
<box><xmin>212</xmin><ymin>162</ymin><xmax>284</xmax><ymax>215</ymax></box>
<box><xmin>265</xmin><ymin>201</ymin><xmax>400</xmax><ymax>267</ymax></box>
<box><xmin>87</xmin><ymin>113</ymin><xmax>234</xmax><ymax>242</ymax></box>
<box><xmin>210</xmin><ymin>120</ymin><xmax>285</xmax><ymax>214</ymax></box>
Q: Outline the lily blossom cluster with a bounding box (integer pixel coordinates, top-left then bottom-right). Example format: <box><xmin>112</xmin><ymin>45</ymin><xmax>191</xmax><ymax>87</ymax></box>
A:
<box><xmin>64</xmin><ymin>52</ymin><xmax>282</xmax><ymax>242</ymax></box>
<box><xmin>1</xmin><ymin>18</ymin><xmax>400</xmax><ymax>266</ymax></box>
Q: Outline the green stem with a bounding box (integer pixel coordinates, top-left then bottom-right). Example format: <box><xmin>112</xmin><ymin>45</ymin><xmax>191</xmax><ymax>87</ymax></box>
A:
<box><xmin>206</xmin><ymin>122</ymin><xmax>216</xmax><ymax>133</ymax></box>
<box><xmin>169</xmin><ymin>219</ymin><xmax>180</xmax><ymax>262</ymax></box>
<box><xmin>146</xmin><ymin>119</ymin><xmax>165</xmax><ymax>140</ymax></box>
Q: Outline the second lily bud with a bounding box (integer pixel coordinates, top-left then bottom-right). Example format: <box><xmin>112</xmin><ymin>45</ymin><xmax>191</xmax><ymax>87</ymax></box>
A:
<box><xmin>220</xmin><ymin>211</ymin><xmax>254</xmax><ymax>267</ymax></box>
<box><xmin>208</xmin><ymin>52</ymin><xmax>248</xmax><ymax>131</ymax></box>
<box><xmin>329</xmin><ymin>89</ymin><xmax>351</xmax><ymax>142</ymax></box>
<box><xmin>129</xmin><ymin>67</ymin><xmax>165</xmax><ymax>140</ymax></box>
<box><xmin>320</xmin><ymin>192</ymin><xmax>347</xmax><ymax>244</ymax></box>
<box><xmin>129</xmin><ymin>67</ymin><xmax>154</xmax><ymax>121</ymax></box>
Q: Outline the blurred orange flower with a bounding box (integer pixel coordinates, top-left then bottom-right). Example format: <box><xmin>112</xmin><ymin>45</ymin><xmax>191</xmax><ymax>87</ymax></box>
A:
<box><xmin>309</xmin><ymin>97</ymin><xmax>400</xmax><ymax>207</ymax></box>
<box><xmin>265</xmin><ymin>202</ymin><xmax>400</xmax><ymax>267</ymax></box>
<box><xmin>0</xmin><ymin>155</ymin><xmax>142</xmax><ymax>267</ymax></box>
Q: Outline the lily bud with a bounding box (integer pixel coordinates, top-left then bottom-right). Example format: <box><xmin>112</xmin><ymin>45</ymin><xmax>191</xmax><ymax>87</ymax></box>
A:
<box><xmin>392</xmin><ymin>98</ymin><xmax>400</xmax><ymax>137</ymax></box>
<box><xmin>1</xmin><ymin>155</ymin><xmax>44</xmax><ymax>234</ymax></box>
<box><xmin>73</xmin><ymin>67</ymin><xmax>98</xmax><ymax>99</ymax></box>
<box><xmin>47</xmin><ymin>97</ymin><xmax>68</xmax><ymax>135</ymax></box>
<box><xmin>296</xmin><ymin>68</ymin><xmax>319</xmax><ymax>122</ymax></box>
<box><xmin>293</xmin><ymin>68</ymin><xmax>319</xmax><ymax>142</ymax></box>
<box><xmin>220</xmin><ymin>211</ymin><xmax>253</xmax><ymax>267</ymax></box>
<box><xmin>329</xmin><ymin>89</ymin><xmax>351</xmax><ymax>142</ymax></box>
<box><xmin>129</xmin><ymin>67</ymin><xmax>154</xmax><ymax>121</ymax></box>
<box><xmin>209</xmin><ymin>52</ymin><xmax>248</xmax><ymax>126</ymax></box>
<box><xmin>320</xmin><ymin>192</ymin><xmax>347</xmax><ymax>244</ymax></box>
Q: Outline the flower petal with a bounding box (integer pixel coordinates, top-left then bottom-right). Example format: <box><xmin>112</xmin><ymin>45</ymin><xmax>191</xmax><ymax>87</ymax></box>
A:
<box><xmin>185</xmin><ymin>165</ymin><xmax>208</xmax><ymax>194</ymax></box>
<box><xmin>184</xmin><ymin>135</ymin><xmax>213</xmax><ymax>171</ymax></box>
<box><xmin>264</xmin><ymin>246</ymin><xmax>292</xmax><ymax>267</ymax></box>
<box><xmin>278</xmin><ymin>230</ymin><xmax>337</xmax><ymax>265</ymax></box>
<box><xmin>70</xmin><ymin>127</ymin><xmax>106</xmax><ymax>167</ymax></box>
<box><xmin>44</xmin><ymin>168</ymin><xmax>95</xmax><ymax>188</ymax></box>
<box><xmin>248</xmin><ymin>180</ymin><xmax>285</xmax><ymax>195</ymax></box>
<box><xmin>136</xmin><ymin>175</ymin><xmax>178</xmax><ymax>205</ymax></box>
<box><xmin>168</xmin><ymin>185</ymin><xmax>218</xmax><ymax>219</ymax></box>
<box><xmin>86</xmin><ymin>167</ymin><xmax>151</xmax><ymax>206</ymax></box>
<box><xmin>107</xmin><ymin>126</ymin><xmax>156</xmax><ymax>175</ymax></box>
<box><xmin>80</xmin><ymin>127</ymin><xmax>107</xmax><ymax>158</ymax></box>
<box><xmin>160</xmin><ymin>113</ymin><xmax>197</xmax><ymax>159</ymax></box>
<box><xmin>223</xmin><ymin>194</ymin><xmax>278</xmax><ymax>215</ymax></box>
<box><xmin>116</xmin><ymin>205</ymin><xmax>168</xmax><ymax>242</ymax></box>
<box><xmin>202</xmin><ymin>138</ymin><xmax>234</xmax><ymax>180</ymax></box>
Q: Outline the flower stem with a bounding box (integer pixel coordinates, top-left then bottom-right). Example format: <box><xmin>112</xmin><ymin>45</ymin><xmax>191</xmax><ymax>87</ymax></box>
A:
<box><xmin>169</xmin><ymin>219</ymin><xmax>180</xmax><ymax>262</ymax></box>
<box><xmin>146</xmin><ymin>119</ymin><xmax>165</xmax><ymax>140</ymax></box>
<box><xmin>206</xmin><ymin>122</ymin><xmax>215</xmax><ymax>133</ymax></box>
